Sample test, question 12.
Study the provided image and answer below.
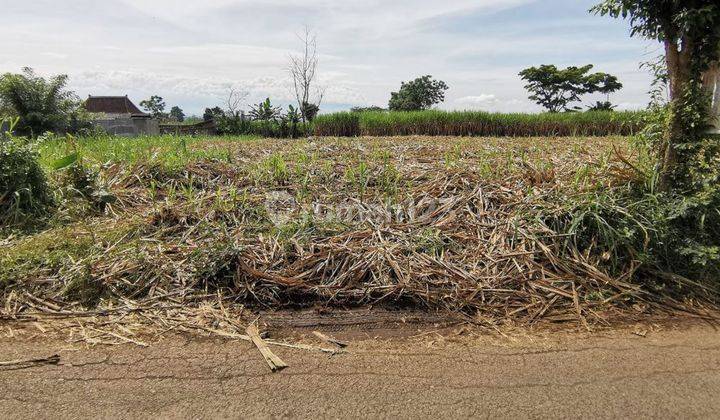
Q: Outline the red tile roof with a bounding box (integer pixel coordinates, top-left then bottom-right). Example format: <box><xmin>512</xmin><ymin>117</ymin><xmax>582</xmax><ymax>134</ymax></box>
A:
<box><xmin>84</xmin><ymin>96</ymin><xmax>148</xmax><ymax>116</ymax></box>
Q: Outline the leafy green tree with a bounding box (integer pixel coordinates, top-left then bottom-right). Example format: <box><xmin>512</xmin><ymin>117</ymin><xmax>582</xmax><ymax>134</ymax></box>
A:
<box><xmin>169</xmin><ymin>106</ymin><xmax>185</xmax><ymax>123</ymax></box>
<box><xmin>203</xmin><ymin>106</ymin><xmax>225</xmax><ymax>121</ymax></box>
<box><xmin>388</xmin><ymin>75</ymin><xmax>449</xmax><ymax>111</ymax></box>
<box><xmin>519</xmin><ymin>65</ymin><xmax>622</xmax><ymax>113</ymax></box>
<box><xmin>592</xmin><ymin>1</ymin><xmax>720</xmax><ymax>190</ymax></box>
<box><xmin>139</xmin><ymin>95</ymin><xmax>166</xmax><ymax>118</ymax></box>
<box><xmin>0</xmin><ymin>67</ymin><xmax>84</xmax><ymax>137</ymax></box>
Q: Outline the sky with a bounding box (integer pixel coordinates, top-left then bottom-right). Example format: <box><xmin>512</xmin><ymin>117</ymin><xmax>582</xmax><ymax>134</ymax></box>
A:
<box><xmin>0</xmin><ymin>0</ymin><xmax>662</xmax><ymax>116</ymax></box>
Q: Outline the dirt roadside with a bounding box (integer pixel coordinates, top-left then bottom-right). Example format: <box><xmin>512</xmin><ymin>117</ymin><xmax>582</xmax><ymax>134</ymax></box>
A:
<box><xmin>1</xmin><ymin>317</ymin><xmax>719</xmax><ymax>419</ymax></box>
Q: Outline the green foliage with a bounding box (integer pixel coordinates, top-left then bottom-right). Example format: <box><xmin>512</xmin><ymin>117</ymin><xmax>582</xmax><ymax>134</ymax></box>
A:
<box><xmin>0</xmin><ymin>121</ymin><xmax>54</xmax><ymax>225</ymax></box>
<box><xmin>278</xmin><ymin>105</ymin><xmax>302</xmax><ymax>139</ymax></box>
<box><xmin>139</xmin><ymin>95</ymin><xmax>166</xmax><ymax>118</ymax></box>
<box><xmin>203</xmin><ymin>106</ymin><xmax>225</xmax><ymax>122</ymax></box>
<box><xmin>249</xmin><ymin>98</ymin><xmax>282</xmax><ymax>121</ymax></box>
<box><xmin>216</xmin><ymin>112</ymin><xmax>252</xmax><ymax>136</ymax></box>
<box><xmin>300</xmin><ymin>101</ymin><xmax>320</xmax><ymax>122</ymax></box>
<box><xmin>314</xmin><ymin>110</ymin><xmax>644</xmax><ymax>137</ymax></box>
<box><xmin>593</xmin><ymin>1</ymin><xmax>720</xmax><ymax>192</ymax></box>
<box><xmin>169</xmin><ymin>106</ymin><xmax>185</xmax><ymax>122</ymax></box>
<box><xmin>388</xmin><ymin>75</ymin><xmax>449</xmax><ymax>111</ymax></box>
<box><xmin>553</xmin><ymin>106</ymin><xmax>720</xmax><ymax>284</ymax></box>
<box><xmin>587</xmin><ymin>101</ymin><xmax>617</xmax><ymax>111</ymax></box>
<box><xmin>313</xmin><ymin>112</ymin><xmax>361</xmax><ymax>137</ymax></box>
<box><xmin>60</xmin><ymin>162</ymin><xmax>116</xmax><ymax>212</ymax></box>
<box><xmin>640</xmin><ymin>55</ymin><xmax>670</xmax><ymax>107</ymax></box>
<box><xmin>0</xmin><ymin>67</ymin><xmax>88</xmax><ymax>137</ymax></box>
<box><xmin>37</xmin><ymin>134</ymin><xmax>257</xmax><ymax>170</ymax></box>
<box><xmin>519</xmin><ymin>64</ymin><xmax>623</xmax><ymax>113</ymax></box>
<box><xmin>591</xmin><ymin>1</ymin><xmax>720</xmax><ymax>66</ymax></box>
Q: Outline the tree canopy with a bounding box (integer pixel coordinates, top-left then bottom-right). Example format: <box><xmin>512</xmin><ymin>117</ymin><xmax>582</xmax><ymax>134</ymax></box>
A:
<box><xmin>519</xmin><ymin>64</ymin><xmax>623</xmax><ymax>113</ymax></box>
<box><xmin>169</xmin><ymin>106</ymin><xmax>185</xmax><ymax>123</ymax></box>
<box><xmin>388</xmin><ymin>75</ymin><xmax>449</xmax><ymax>111</ymax></box>
<box><xmin>140</xmin><ymin>95</ymin><xmax>166</xmax><ymax>118</ymax></box>
<box><xmin>592</xmin><ymin>0</ymin><xmax>720</xmax><ymax>189</ymax></box>
<box><xmin>203</xmin><ymin>106</ymin><xmax>225</xmax><ymax>122</ymax></box>
<box><xmin>0</xmin><ymin>67</ymin><xmax>84</xmax><ymax>136</ymax></box>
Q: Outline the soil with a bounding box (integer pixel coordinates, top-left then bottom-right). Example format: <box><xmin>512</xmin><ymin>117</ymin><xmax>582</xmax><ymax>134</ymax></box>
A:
<box><xmin>1</xmin><ymin>312</ymin><xmax>719</xmax><ymax>419</ymax></box>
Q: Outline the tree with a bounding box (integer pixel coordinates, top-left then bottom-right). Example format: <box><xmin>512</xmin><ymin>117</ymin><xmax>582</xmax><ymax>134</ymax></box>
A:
<box><xmin>592</xmin><ymin>1</ymin><xmax>720</xmax><ymax>190</ymax></box>
<box><xmin>0</xmin><ymin>67</ymin><xmax>84</xmax><ymax>136</ymax></box>
<box><xmin>290</xmin><ymin>27</ymin><xmax>324</xmax><ymax>127</ymax></box>
<box><xmin>388</xmin><ymin>75</ymin><xmax>449</xmax><ymax>111</ymax></box>
<box><xmin>203</xmin><ymin>106</ymin><xmax>225</xmax><ymax>122</ymax></box>
<box><xmin>139</xmin><ymin>95</ymin><xmax>166</xmax><ymax>118</ymax></box>
<box><xmin>518</xmin><ymin>65</ymin><xmax>623</xmax><ymax>113</ymax></box>
<box><xmin>169</xmin><ymin>106</ymin><xmax>185</xmax><ymax>123</ymax></box>
<box><xmin>225</xmin><ymin>87</ymin><xmax>248</xmax><ymax>118</ymax></box>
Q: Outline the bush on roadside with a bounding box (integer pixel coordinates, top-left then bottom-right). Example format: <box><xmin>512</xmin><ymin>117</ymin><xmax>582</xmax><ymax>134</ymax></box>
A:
<box><xmin>0</xmin><ymin>126</ymin><xmax>54</xmax><ymax>226</ymax></box>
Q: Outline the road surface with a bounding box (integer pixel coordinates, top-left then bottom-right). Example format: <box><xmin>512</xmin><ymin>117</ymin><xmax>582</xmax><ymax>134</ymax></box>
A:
<box><xmin>1</xmin><ymin>322</ymin><xmax>719</xmax><ymax>419</ymax></box>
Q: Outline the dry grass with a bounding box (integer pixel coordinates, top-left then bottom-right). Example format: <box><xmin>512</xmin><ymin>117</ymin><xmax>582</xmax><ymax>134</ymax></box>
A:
<box><xmin>1</xmin><ymin>136</ymin><xmax>715</xmax><ymax>342</ymax></box>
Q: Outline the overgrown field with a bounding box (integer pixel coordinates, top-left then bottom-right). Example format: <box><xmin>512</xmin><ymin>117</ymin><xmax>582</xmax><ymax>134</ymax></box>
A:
<box><xmin>0</xmin><ymin>134</ymin><xmax>713</xmax><ymax>328</ymax></box>
<box><xmin>314</xmin><ymin>110</ymin><xmax>645</xmax><ymax>137</ymax></box>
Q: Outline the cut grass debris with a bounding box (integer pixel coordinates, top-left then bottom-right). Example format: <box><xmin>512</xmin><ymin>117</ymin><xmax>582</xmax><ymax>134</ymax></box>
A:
<box><xmin>1</xmin><ymin>135</ymin><xmax>716</xmax><ymax>332</ymax></box>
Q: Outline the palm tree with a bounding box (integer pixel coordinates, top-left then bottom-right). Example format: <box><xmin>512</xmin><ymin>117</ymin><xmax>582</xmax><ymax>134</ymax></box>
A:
<box><xmin>0</xmin><ymin>67</ymin><xmax>80</xmax><ymax>137</ymax></box>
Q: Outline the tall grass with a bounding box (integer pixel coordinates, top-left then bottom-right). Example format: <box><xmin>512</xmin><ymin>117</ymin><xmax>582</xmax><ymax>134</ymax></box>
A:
<box><xmin>314</xmin><ymin>110</ymin><xmax>645</xmax><ymax>137</ymax></box>
<box><xmin>313</xmin><ymin>112</ymin><xmax>361</xmax><ymax>137</ymax></box>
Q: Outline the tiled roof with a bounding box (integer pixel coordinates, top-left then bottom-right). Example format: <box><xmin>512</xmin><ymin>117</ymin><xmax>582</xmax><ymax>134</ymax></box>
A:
<box><xmin>85</xmin><ymin>96</ymin><xmax>147</xmax><ymax>116</ymax></box>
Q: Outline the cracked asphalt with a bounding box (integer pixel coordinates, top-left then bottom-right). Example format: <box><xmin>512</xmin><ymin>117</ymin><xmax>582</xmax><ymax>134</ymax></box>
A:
<box><xmin>1</xmin><ymin>323</ymin><xmax>719</xmax><ymax>419</ymax></box>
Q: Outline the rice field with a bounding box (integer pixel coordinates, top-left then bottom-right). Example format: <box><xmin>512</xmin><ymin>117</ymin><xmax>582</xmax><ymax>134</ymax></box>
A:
<box><xmin>313</xmin><ymin>110</ymin><xmax>645</xmax><ymax>137</ymax></box>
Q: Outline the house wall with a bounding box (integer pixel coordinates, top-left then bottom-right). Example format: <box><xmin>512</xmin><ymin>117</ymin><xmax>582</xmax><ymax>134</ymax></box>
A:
<box><xmin>93</xmin><ymin>117</ymin><xmax>159</xmax><ymax>137</ymax></box>
<box><xmin>159</xmin><ymin>121</ymin><xmax>217</xmax><ymax>136</ymax></box>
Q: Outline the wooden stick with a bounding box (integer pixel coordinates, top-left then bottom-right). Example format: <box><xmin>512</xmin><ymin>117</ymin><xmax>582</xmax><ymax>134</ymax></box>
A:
<box><xmin>312</xmin><ymin>331</ymin><xmax>348</xmax><ymax>348</ymax></box>
<box><xmin>0</xmin><ymin>354</ymin><xmax>60</xmax><ymax>367</ymax></box>
<box><xmin>246</xmin><ymin>324</ymin><xmax>288</xmax><ymax>372</ymax></box>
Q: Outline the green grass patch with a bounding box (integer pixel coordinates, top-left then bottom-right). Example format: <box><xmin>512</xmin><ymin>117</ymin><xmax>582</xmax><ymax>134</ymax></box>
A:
<box><xmin>37</xmin><ymin>134</ymin><xmax>259</xmax><ymax>170</ymax></box>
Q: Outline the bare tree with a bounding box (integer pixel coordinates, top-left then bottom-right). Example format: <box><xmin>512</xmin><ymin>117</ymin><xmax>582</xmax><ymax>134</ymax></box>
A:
<box><xmin>226</xmin><ymin>87</ymin><xmax>249</xmax><ymax>118</ymax></box>
<box><xmin>289</xmin><ymin>26</ymin><xmax>325</xmax><ymax>127</ymax></box>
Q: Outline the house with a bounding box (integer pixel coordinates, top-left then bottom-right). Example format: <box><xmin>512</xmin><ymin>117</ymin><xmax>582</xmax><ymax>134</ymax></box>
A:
<box><xmin>84</xmin><ymin>95</ymin><xmax>159</xmax><ymax>136</ymax></box>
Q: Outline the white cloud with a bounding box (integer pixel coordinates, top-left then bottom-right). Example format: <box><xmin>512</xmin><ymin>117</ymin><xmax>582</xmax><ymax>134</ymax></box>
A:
<box><xmin>456</xmin><ymin>94</ymin><xmax>499</xmax><ymax>107</ymax></box>
<box><xmin>0</xmin><ymin>0</ymin><xmax>654</xmax><ymax>115</ymax></box>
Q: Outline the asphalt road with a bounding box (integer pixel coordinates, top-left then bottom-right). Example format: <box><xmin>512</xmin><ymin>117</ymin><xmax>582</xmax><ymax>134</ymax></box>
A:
<box><xmin>1</xmin><ymin>323</ymin><xmax>719</xmax><ymax>419</ymax></box>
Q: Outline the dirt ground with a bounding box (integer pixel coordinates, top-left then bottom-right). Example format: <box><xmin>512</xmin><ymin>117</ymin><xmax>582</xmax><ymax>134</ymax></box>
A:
<box><xmin>1</xmin><ymin>315</ymin><xmax>719</xmax><ymax>419</ymax></box>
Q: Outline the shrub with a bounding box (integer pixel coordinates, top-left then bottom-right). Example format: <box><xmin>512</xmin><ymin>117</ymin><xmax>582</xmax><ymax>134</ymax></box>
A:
<box><xmin>60</xmin><ymin>162</ymin><xmax>116</xmax><ymax>212</ymax></box>
<box><xmin>549</xmin><ymin>107</ymin><xmax>720</xmax><ymax>285</ymax></box>
<box><xmin>0</xmin><ymin>128</ymin><xmax>54</xmax><ymax>225</ymax></box>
